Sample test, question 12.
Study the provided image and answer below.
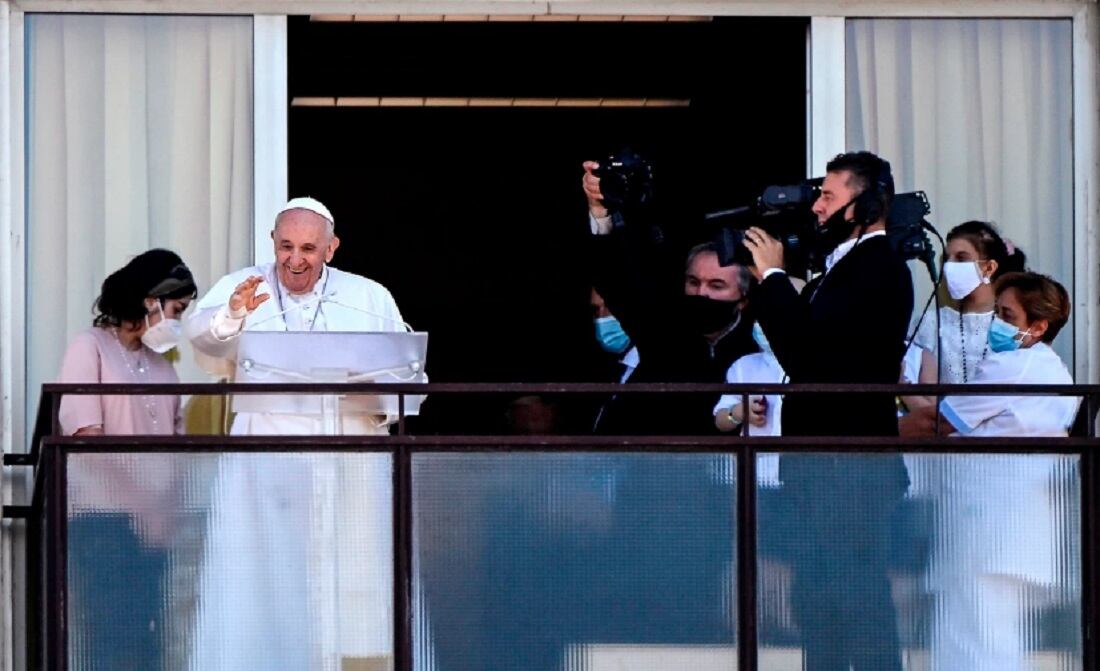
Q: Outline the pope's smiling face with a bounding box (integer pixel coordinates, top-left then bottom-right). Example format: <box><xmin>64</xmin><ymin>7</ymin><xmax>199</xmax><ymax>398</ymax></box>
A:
<box><xmin>272</xmin><ymin>208</ymin><xmax>340</xmax><ymax>295</ymax></box>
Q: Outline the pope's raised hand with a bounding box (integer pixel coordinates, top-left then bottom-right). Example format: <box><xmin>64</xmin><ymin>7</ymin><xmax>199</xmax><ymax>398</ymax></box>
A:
<box><xmin>228</xmin><ymin>275</ymin><xmax>270</xmax><ymax>316</ymax></box>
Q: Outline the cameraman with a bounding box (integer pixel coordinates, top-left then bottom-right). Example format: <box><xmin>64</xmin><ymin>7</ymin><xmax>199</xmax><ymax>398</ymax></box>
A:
<box><xmin>742</xmin><ymin>151</ymin><xmax>913</xmax><ymax>671</ymax></box>
<box><xmin>582</xmin><ymin>160</ymin><xmax>758</xmax><ymax>435</ymax></box>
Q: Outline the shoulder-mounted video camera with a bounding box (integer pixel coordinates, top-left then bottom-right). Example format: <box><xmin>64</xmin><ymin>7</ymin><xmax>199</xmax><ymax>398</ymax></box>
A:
<box><xmin>708</xmin><ymin>180</ymin><xmax>938</xmax><ymax>278</ymax></box>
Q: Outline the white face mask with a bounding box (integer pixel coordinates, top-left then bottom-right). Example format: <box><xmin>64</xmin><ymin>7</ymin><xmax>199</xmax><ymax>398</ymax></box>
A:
<box><xmin>140</xmin><ymin>300</ymin><xmax>182</xmax><ymax>354</ymax></box>
<box><xmin>943</xmin><ymin>261</ymin><xmax>990</xmax><ymax>301</ymax></box>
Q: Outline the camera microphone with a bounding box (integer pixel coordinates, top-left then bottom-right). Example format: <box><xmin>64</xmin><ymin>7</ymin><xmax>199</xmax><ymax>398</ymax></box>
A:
<box><xmin>706</xmin><ymin>181</ymin><xmax>821</xmax><ymax>221</ymax></box>
<box><xmin>761</xmin><ymin>184</ymin><xmax>817</xmax><ymax>209</ymax></box>
<box><xmin>704</xmin><ymin>205</ymin><xmax>754</xmax><ymax>221</ymax></box>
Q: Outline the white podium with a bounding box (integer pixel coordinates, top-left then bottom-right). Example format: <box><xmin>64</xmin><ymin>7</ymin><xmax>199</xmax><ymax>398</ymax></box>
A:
<box><xmin>233</xmin><ymin>330</ymin><xmax>428</xmax><ymax>433</ymax></box>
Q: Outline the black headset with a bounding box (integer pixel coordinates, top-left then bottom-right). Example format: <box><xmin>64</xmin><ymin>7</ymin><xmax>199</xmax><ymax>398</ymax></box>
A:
<box><xmin>851</xmin><ymin>157</ymin><xmax>895</xmax><ymax>227</ymax></box>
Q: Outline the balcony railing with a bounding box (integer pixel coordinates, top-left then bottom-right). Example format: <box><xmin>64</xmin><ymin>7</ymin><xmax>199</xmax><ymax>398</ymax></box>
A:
<box><xmin>5</xmin><ymin>382</ymin><xmax>1098</xmax><ymax>671</ymax></box>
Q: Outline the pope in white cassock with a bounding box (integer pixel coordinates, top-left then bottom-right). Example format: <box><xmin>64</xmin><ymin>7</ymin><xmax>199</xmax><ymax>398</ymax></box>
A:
<box><xmin>185</xmin><ymin>198</ymin><xmax>406</xmax><ymax>670</ymax></box>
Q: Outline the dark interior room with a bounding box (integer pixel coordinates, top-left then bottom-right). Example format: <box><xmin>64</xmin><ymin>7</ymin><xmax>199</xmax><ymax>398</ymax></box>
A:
<box><xmin>288</xmin><ymin>16</ymin><xmax>808</xmax><ymax>431</ymax></box>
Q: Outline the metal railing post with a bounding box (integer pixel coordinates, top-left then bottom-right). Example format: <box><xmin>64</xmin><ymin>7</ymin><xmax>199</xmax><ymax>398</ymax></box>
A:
<box><xmin>392</xmin><ymin>443</ymin><xmax>413</xmax><ymax>671</ymax></box>
<box><xmin>736</xmin><ymin>426</ymin><xmax>758</xmax><ymax>670</ymax></box>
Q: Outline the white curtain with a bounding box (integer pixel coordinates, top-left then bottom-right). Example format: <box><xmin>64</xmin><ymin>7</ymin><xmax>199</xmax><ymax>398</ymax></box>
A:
<box><xmin>846</xmin><ymin>18</ymin><xmax>1074</xmax><ymax>366</ymax></box>
<box><xmin>26</xmin><ymin>14</ymin><xmax>254</xmax><ymax>424</ymax></box>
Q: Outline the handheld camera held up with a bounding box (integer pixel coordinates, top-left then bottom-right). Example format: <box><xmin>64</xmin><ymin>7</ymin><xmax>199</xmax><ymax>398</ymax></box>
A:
<box><xmin>592</xmin><ymin>149</ymin><xmax>655</xmax><ymax>214</ymax></box>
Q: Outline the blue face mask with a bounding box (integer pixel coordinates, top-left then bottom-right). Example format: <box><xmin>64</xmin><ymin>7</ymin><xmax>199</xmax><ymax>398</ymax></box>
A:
<box><xmin>752</xmin><ymin>321</ymin><xmax>772</xmax><ymax>353</ymax></box>
<box><xmin>988</xmin><ymin>316</ymin><xmax>1031</xmax><ymax>353</ymax></box>
<box><xmin>595</xmin><ymin>316</ymin><xmax>631</xmax><ymax>354</ymax></box>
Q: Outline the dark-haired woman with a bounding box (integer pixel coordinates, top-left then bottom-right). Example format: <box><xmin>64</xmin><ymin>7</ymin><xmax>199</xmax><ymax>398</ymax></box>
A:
<box><xmin>905</xmin><ymin>221</ymin><xmax>1027</xmax><ymax>406</ymax></box>
<box><xmin>58</xmin><ymin>248</ymin><xmax>196</xmax><ymax>435</ymax></box>
<box><xmin>55</xmin><ymin>249</ymin><xmax>196</xmax><ymax>670</ymax></box>
<box><xmin>905</xmin><ymin>272</ymin><xmax>1078</xmax><ymax>670</ymax></box>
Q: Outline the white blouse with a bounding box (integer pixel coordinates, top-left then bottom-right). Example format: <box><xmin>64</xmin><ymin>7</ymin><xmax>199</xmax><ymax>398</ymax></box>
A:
<box><xmin>940</xmin><ymin>343</ymin><xmax>1078</xmax><ymax>437</ymax></box>
<box><xmin>914</xmin><ymin>307</ymin><xmax>995</xmax><ymax>384</ymax></box>
<box><xmin>931</xmin><ymin>342</ymin><xmax>1079</xmax><ymax>585</ymax></box>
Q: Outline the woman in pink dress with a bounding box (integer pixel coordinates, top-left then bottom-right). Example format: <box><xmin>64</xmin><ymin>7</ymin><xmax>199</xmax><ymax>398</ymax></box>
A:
<box><xmin>58</xmin><ymin>248</ymin><xmax>196</xmax><ymax>436</ymax></box>
<box><xmin>55</xmin><ymin>248</ymin><xmax>196</xmax><ymax>671</ymax></box>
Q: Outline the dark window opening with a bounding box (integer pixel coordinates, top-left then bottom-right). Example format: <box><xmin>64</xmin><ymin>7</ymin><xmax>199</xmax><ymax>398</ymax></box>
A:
<box><xmin>288</xmin><ymin>16</ymin><xmax>808</xmax><ymax>432</ymax></box>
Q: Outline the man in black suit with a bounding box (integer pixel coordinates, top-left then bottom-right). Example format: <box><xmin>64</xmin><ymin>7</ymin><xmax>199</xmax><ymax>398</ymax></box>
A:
<box><xmin>742</xmin><ymin>151</ymin><xmax>913</xmax><ymax>670</ymax></box>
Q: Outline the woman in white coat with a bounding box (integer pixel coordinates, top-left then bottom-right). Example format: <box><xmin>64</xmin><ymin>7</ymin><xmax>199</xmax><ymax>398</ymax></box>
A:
<box><xmin>904</xmin><ymin>271</ymin><xmax>1078</xmax><ymax>671</ymax></box>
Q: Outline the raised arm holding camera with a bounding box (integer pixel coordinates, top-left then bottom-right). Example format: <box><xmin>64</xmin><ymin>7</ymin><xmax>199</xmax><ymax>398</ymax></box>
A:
<box><xmin>582</xmin><ymin>156</ymin><xmax>758</xmax><ymax>435</ymax></box>
<box><xmin>742</xmin><ymin>151</ymin><xmax>913</xmax><ymax>671</ymax></box>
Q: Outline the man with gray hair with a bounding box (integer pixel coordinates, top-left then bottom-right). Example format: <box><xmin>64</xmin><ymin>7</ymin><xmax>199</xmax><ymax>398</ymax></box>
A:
<box><xmin>187</xmin><ymin>196</ymin><xmax>408</xmax><ymax>433</ymax></box>
<box><xmin>582</xmin><ymin>161</ymin><xmax>758</xmax><ymax>435</ymax></box>
<box><xmin>185</xmin><ymin>197</ymin><xmax>407</xmax><ymax>670</ymax></box>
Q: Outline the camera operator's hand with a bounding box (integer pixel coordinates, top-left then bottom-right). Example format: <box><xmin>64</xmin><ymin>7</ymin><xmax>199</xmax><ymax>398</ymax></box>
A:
<box><xmin>742</xmin><ymin>227</ymin><xmax>785</xmax><ymax>280</ymax></box>
<box><xmin>582</xmin><ymin>161</ymin><xmax>609</xmax><ymax>219</ymax></box>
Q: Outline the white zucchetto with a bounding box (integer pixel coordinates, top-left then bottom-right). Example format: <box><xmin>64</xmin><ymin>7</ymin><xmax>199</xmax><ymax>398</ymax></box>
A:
<box><xmin>278</xmin><ymin>197</ymin><xmax>334</xmax><ymax>227</ymax></box>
